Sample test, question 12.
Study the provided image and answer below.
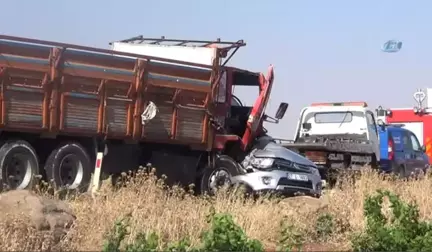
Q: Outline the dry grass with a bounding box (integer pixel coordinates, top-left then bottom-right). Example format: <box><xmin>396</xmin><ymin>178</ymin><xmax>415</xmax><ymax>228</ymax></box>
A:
<box><xmin>1</xmin><ymin>167</ymin><xmax>432</xmax><ymax>251</ymax></box>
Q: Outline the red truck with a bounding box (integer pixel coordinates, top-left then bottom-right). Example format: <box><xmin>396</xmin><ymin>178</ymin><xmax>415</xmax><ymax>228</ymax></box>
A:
<box><xmin>0</xmin><ymin>34</ymin><xmax>289</xmax><ymax>194</ymax></box>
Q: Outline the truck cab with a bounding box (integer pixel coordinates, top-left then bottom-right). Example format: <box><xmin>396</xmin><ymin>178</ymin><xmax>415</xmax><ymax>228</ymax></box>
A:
<box><xmin>294</xmin><ymin>102</ymin><xmax>380</xmax><ymax>161</ymax></box>
<box><xmin>281</xmin><ymin>101</ymin><xmax>380</xmax><ymax>187</ymax></box>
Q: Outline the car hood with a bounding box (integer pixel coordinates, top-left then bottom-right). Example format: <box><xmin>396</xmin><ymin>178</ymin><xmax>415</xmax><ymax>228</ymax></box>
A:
<box><xmin>253</xmin><ymin>142</ymin><xmax>316</xmax><ymax>167</ymax></box>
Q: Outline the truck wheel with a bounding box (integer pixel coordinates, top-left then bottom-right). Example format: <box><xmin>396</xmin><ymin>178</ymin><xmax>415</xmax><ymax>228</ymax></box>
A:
<box><xmin>199</xmin><ymin>155</ymin><xmax>243</xmax><ymax>196</ymax></box>
<box><xmin>0</xmin><ymin>140</ymin><xmax>39</xmax><ymax>191</ymax></box>
<box><xmin>44</xmin><ymin>142</ymin><xmax>92</xmax><ymax>192</ymax></box>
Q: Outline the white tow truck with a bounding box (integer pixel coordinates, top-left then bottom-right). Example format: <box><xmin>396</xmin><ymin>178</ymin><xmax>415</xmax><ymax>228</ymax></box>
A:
<box><xmin>282</xmin><ymin>101</ymin><xmax>380</xmax><ymax>186</ymax></box>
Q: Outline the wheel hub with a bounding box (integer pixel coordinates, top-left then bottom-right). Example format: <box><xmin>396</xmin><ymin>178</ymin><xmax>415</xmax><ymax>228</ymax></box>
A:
<box><xmin>208</xmin><ymin>169</ymin><xmax>231</xmax><ymax>192</ymax></box>
<box><xmin>59</xmin><ymin>154</ymin><xmax>84</xmax><ymax>189</ymax></box>
<box><xmin>5</xmin><ymin>154</ymin><xmax>32</xmax><ymax>189</ymax></box>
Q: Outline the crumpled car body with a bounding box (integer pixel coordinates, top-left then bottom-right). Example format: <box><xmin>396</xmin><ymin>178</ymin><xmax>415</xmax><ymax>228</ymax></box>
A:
<box><xmin>232</xmin><ymin>140</ymin><xmax>322</xmax><ymax>197</ymax></box>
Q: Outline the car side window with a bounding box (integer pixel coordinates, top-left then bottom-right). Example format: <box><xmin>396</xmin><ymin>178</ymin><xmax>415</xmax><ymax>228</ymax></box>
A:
<box><xmin>402</xmin><ymin>131</ymin><xmax>413</xmax><ymax>151</ymax></box>
<box><xmin>409</xmin><ymin>132</ymin><xmax>422</xmax><ymax>152</ymax></box>
<box><xmin>390</xmin><ymin>131</ymin><xmax>403</xmax><ymax>151</ymax></box>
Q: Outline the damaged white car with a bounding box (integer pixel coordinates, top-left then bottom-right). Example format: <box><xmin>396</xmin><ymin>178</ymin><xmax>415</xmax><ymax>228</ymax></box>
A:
<box><xmin>231</xmin><ymin>136</ymin><xmax>322</xmax><ymax>198</ymax></box>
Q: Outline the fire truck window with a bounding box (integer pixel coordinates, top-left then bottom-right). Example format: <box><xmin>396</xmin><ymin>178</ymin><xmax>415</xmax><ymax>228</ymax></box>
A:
<box><xmin>409</xmin><ymin>132</ymin><xmax>421</xmax><ymax>152</ymax></box>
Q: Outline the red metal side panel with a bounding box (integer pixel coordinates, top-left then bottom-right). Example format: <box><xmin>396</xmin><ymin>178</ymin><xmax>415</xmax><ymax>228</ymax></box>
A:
<box><xmin>0</xmin><ymin>35</ymin><xmax>216</xmax><ymax>149</ymax></box>
<box><xmin>5</xmin><ymin>88</ymin><xmax>44</xmax><ymax>129</ymax></box>
<box><xmin>61</xmin><ymin>94</ymin><xmax>99</xmax><ymax>133</ymax></box>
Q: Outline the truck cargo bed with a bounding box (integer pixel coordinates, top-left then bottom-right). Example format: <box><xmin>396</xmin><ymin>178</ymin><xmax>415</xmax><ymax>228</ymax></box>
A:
<box><xmin>0</xmin><ymin>35</ymin><xmax>217</xmax><ymax>149</ymax></box>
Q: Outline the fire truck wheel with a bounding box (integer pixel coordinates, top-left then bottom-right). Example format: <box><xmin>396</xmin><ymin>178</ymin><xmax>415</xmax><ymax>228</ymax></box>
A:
<box><xmin>0</xmin><ymin>140</ymin><xmax>39</xmax><ymax>191</ymax></box>
<box><xmin>44</xmin><ymin>142</ymin><xmax>92</xmax><ymax>193</ymax></box>
<box><xmin>199</xmin><ymin>155</ymin><xmax>243</xmax><ymax>196</ymax></box>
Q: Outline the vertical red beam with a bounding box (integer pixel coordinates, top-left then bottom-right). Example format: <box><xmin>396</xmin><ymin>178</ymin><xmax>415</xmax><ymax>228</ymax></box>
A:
<box><xmin>59</xmin><ymin>92</ymin><xmax>65</xmax><ymax>130</ymax></box>
<box><xmin>204</xmin><ymin>53</ymin><xmax>221</xmax><ymax>147</ymax></box>
<box><xmin>41</xmin><ymin>73</ymin><xmax>50</xmax><ymax>129</ymax></box>
<box><xmin>97</xmin><ymin>80</ymin><xmax>106</xmax><ymax>134</ymax></box>
<box><xmin>171</xmin><ymin>90</ymin><xmax>180</xmax><ymax>139</ymax></box>
<box><xmin>132</xmin><ymin>59</ymin><xmax>147</xmax><ymax>140</ymax></box>
<box><xmin>0</xmin><ymin>68</ymin><xmax>6</xmax><ymax>126</ymax></box>
<box><xmin>48</xmin><ymin>47</ymin><xmax>64</xmax><ymax>132</ymax></box>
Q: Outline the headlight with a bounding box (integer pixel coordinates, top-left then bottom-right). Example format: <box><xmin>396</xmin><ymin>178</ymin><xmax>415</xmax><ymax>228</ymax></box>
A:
<box><xmin>250</xmin><ymin>158</ymin><xmax>274</xmax><ymax>169</ymax></box>
<box><xmin>312</xmin><ymin>167</ymin><xmax>320</xmax><ymax>176</ymax></box>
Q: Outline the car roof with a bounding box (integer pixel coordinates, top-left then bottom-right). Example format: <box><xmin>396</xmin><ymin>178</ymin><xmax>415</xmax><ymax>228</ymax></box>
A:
<box><xmin>385</xmin><ymin>126</ymin><xmax>409</xmax><ymax>133</ymax></box>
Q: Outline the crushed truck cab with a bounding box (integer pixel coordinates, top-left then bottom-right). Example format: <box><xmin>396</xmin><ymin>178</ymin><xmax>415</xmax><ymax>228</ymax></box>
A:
<box><xmin>283</xmin><ymin>101</ymin><xmax>380</xmax><ymax>186</ymax></box>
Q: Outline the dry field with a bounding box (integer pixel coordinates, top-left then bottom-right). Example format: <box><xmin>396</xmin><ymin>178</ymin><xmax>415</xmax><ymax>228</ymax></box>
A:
<box><xmin>1</xmin><ymin>168</ymin><xmax>432</xmax><ymax>251</ymax></box>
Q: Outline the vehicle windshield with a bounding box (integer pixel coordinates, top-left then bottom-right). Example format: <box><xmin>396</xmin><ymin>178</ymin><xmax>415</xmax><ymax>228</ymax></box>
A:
<box><xmin>231</xmin><ymin>95</ymin><xmax>244</xmax><ymax>107</ymax></box>
<box><xmin>300</xmin><ymin>110</ymin><xmax>367</xmax><ymax>137</ymax></box>
<box><xmin>314</xmin><ymin>112</ymin><xmax>353</xmax><ymax>124</ymax></box>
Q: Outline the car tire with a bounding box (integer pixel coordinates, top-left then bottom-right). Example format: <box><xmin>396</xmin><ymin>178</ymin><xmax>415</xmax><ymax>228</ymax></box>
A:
<box><xmin>0</xmin><ymin>140</ymin><xmax>39</xmax><ymax>191</ymax></box>
<box><xmin>199</xmin><ymin>155</ymin><xmax>244</xmax><ymax>196</ymax></box>
<box><xmin>393</xmin><ymin>164</ymin><xmax>407</xmax><ymax>179</ymax></box>
<box><xmin>44</xmin><ymin>142</ymin><xmax>92</xmax><ymax>193</ymax></box>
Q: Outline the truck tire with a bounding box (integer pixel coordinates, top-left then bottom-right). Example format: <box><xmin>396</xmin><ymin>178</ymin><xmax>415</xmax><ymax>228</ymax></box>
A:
<box><xmin>44</xmin><ymin>142</ymin><xmax>92</xmax><ymax>193</ymax></box>
<box><xmin>0</xmin><ymin>140</ymin><xmax>39</xmax><ymax>191</ymax></box>
<box><xmin>199</xmin><ymin>155</ymin><xmax>244</xmax><ymax>196</ymax></box>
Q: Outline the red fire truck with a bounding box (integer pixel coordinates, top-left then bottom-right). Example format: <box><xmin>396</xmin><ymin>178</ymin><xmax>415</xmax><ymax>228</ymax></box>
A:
<box><xmin>376</xmin><ymin>89</ymin><xmax>432</xmax><ymax>162</ymax></box>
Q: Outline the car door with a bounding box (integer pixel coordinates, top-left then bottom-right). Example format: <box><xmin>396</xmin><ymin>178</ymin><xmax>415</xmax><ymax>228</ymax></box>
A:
<box><xmin>407</xmin><ymin>131</ymin><xmax>428</xmax><ymax>171</ymax></box>
<box><xmin>401</xmin><ymin>130</ymin><xmax>416</xmax><ymax>173</ymax></box>
<box><xmin>389</xmin><ymin>129</ymin><xmax>404</xmax><ymax>166</ymax></box>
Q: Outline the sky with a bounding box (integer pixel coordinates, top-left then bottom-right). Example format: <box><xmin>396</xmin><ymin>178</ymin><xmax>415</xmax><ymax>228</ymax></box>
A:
<box><xmin>1</xmin><ymin>0</ymin><xmax>431</xmax><ymax>139</ymax></box>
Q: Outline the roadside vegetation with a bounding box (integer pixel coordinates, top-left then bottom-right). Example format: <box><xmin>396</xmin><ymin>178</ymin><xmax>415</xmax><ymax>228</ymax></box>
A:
<box><xmin>2</xmin><ymin>167</ymin><xmax>432</xmax><ymax>251</ymax></box>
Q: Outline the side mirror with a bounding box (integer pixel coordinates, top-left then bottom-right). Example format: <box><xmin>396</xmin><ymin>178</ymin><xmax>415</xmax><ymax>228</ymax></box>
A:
<box><xmin>377</xmin><ymin>119</ymin><xmax>386</xmax><ymax>127</ymax></box>
<box><xmin>275</xmin><ymin>102</ymin><xmax>289</xmax><ymax>119</ymax></box>
<box><xmin>302</xmin><ymin>122</ymin><xmax>312</xmax><ymax>130</ymax></box>
<box><xmin>422</xmin><ymin>145</ymin><xmax>427</xmax><ymax>153</ymax></box>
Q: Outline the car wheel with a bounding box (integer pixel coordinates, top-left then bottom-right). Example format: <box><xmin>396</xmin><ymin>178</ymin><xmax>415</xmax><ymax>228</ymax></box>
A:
<box><xmin>0</xmin><ymin>140</ymin><xmax>39</xmax><ymax>191</ymax></box>
<box><xmin>393</xmin><ymin>164</ymin><xmax>407</xmax><ymax>179</ymax></box>
<box><xmin>199</xmin><ymin>155</ymin><xmax>243</xmax><ymax>196</ymax></box>
<box><xmin>44</xmin><ymin>142</ymin><xmax>92</xmax><ymax>193</ymax></box>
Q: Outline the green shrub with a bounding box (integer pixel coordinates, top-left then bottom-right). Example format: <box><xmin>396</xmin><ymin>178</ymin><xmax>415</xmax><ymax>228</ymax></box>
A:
<box><xmin>277</xmin><ymin>220</ymin><xmax>304</xmax><ymax>252</ymax></box>
<box><xmin>103</xmin><ymin>217</ymin><xmax>129</xmax><ymax>252</ymax></box>
<box><xmin>315</xmin><ymin>213</ymin><xmax>334</xmax><ymax>241</ymax></box>
<box><xmin>102</xmin><ymin>207</ymin><xmax>263</xmax><ymax>252</ymax></box>
<box><xmin>200</xmin><ymin>208</ymin><xmax>263</xmax><ymax>252</ymax></box>
<box><xmin>351</xmin><ymin>189</ymin><xmax>432</xmax><ymax>251</ymax></box>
